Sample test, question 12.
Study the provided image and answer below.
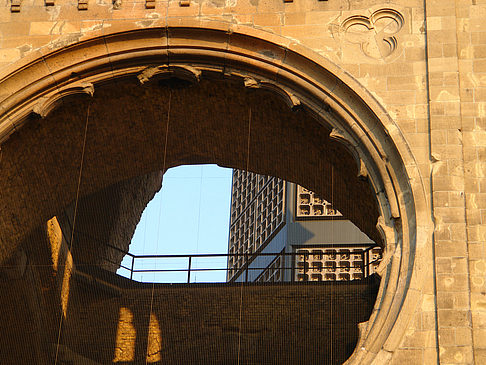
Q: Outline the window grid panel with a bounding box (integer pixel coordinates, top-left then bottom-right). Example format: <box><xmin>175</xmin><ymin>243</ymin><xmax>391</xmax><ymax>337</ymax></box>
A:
<box><xmin>256</xmin><ymin>253</ymin><xmax>284</xmax><ymax>283</ymax></box>
<box><xmin>227</xmin><ymin>170</ymin><xmax>285</xmax><ymax>281</ymax></box>
<box><xmin>296</xmin><ymin>185</ymin><xmax>342</xmax><ymax>218</ymax></box>
<box><xmin>294</xmin><ymin>246</ymin><xmax>382</xmax><ymax>282</ymax></box>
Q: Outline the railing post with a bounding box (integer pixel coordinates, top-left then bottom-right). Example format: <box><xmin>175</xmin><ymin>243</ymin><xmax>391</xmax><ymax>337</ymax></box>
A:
<box><xmin>188</xmin><ymin>256</ymin><xmax>192</xmax><ymax>283</ymax></box>
<box><xmin>291</xmin><ymin>252</ymin><xmax>294</xmax><ymax>282</ymax></box>
<box><xmin>245</xmin><ymin>253</ymin><xmax>248</xmax><ymax>282</ymax></box>
<box><xmin>304</xmin><ymin>251</ymin><xmax>308</xmax><ymax>280</ymax></box>
<box><xmin>130</xmin><ymin>255</ymin><xmax>135</xmax><ymax>280</ymax></box>
<box><xmin>359</xmin><ymin>250</ymin><xmax>364</xmax><ymax>278</ymax></box>
<box><xmin>365</xmin><ymin>249</ymin><xmax>369</xmax><ymax>277</ymax></box>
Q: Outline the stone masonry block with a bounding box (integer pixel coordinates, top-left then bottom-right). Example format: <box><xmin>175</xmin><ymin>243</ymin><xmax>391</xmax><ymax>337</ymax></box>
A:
<box><xmin>390</xmin><ymin>349</ymin><xmax>423</xmax><ymax>365</ymax></box>
<box><xmin>439</xmin><ymin>345</ymin><xmax>474</xmax><ymax>363</ymax></box>
<box><xmin>11</xmin><ymin>0</ymin><xmax>21</xmax><ymax>12</ymax></box>
<box><xmin>438</xmin><ymin>309</ymin><xmax>471</xmax><ymax>327</ymax></box>
<box><xmin>78</xmin><ymin>0</ymin><xmax>88</xmax><ymax>10</ymax></box>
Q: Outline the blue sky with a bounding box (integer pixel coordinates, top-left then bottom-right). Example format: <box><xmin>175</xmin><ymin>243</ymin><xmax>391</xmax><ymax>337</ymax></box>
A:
<box><xmin>118</xmin><ymin>164</ymin><xmax>233</xmax><ymax>283</ymax></box>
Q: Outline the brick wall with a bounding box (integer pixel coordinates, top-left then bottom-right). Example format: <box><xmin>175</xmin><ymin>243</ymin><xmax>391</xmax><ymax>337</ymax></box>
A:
<box><xmin>63</xmin><ymin>269</ymin><xmax>379</xmax><ymax>364</ymax></box>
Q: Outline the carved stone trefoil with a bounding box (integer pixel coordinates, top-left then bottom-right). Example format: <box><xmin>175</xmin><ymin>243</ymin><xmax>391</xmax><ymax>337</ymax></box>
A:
<box><xmin>333</xmin><ymin>8</ymin><xmax>404</xmax><ymax>62</ymax></box>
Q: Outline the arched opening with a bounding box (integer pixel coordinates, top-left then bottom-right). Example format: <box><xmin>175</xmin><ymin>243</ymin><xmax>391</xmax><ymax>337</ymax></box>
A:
<box><xmin>111</xmin><ymin>163</ymin><xmax>377</xmax><ymax>285</ymax></box>
<box><xmin>117</xmin><ymin>164</ymin><xmax>233</xmax><ymax>283</ymax></box>
<box><xmin>0</xmin><ymin>27</ymin><xmax>430</xmax><ymax>365</ymax></box>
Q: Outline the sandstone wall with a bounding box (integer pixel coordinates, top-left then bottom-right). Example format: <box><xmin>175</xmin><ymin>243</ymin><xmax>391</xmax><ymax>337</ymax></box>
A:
<box><xmin>1</xmin><ymin>0</ymin><xmax>486</xmax><ymax>364</ymax></box>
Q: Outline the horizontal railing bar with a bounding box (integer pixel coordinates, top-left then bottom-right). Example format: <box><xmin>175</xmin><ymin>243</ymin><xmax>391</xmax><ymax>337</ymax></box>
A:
<box><xmin>361</xmin><ymin>246</ymin><xmax>380</xmax><ymax>254</ymax></box>
<box><xmin>132</xmin><ymin>252</ymin><xmax>284</xmax><ymax>259</ymax></box>
<box><xmin>104</xmin><ymin>242</ymin><xmax>379</xmax><ymax>258</ymax></box>
<box><xmin>367</xmin><ymin>258</ymin><xmax>381</xmax><ymax>266</ymax></box>
<box><xmin>293</xmin><ymin>243</ymin><xmax>381</xmax><ymax>249</ymax></box>
<box><xmin>132</xmin><ymin>266</ymin><xmax>367</xmax><ymax>273</ymax></box>
<box><xmin>117</xmin><ymin>264</ymin><xmax>132</xmax><ymax>271</ymax></box>
<box><xmin>128</xmin><ymin>251</ymin><xmax>376</xmax><ymax>259</ymax></box>
<box><xmin>101</xmin><ymin>242</ymin><xmax>381</xmax><ymax>282</ymax></box>
<box><xmin>104</xmin><ymin>242</ymin><xmax>135</xmax><ymax>257</ymax></box>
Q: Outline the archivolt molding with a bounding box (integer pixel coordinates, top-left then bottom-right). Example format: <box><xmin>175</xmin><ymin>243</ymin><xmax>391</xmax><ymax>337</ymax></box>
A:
<box><xmin>243</xmin><ymin>76</ymin><xmax>301</xmax><ymax>109</ymax></box>
<box><xmin>32</xmin><ymin>81</ymin><xmax>94</xmax><ymax>118</ymax></box>
<box><xmin>137</xmin><ymin>64</ymin><xmax>202</xmax><ymax>84</ymax></box>
<box><xmin>0</xmin><ymin>25</ymin><xmax>430</xmax><ymax>364</ymax></box>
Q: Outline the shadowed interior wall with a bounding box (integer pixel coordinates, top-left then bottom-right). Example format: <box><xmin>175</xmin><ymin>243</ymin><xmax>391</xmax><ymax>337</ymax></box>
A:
<box><xmin>0</xmin><ymin>223</ymin><xmax>379</xmax><ymax>364</ymax></box>
<box><xmin>0</xmin><ymin>77</ymin><xmax>380</xmax><ymax>266</ymax></box>
<box><xmin>64</xmin><ymin>267</ymin><xmax>380</xmax><ymax>364</ymax></box>
<box><xmin>59</xmin><ymin>171</ymin><xmax>163</xmax><ymax>269</ymax></box>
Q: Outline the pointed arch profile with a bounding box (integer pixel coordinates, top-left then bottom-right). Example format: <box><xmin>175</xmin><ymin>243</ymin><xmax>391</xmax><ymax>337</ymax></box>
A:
<box><xmin>0</xmin><ymin>24</ymin><xmax>432</xmax><ymax>364</ymax></box>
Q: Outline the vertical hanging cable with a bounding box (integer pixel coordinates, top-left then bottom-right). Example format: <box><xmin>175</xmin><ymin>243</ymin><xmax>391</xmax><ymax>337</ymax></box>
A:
<box><xmin>135</xmin><ymin>99</ymin><xmax>155</xmax><ymax>283</ymax></box>
<box><xmin>330</xmin><ymin>164</ymin><xmax>334</xmax><ymax>364</ymax></box>
<box><xmin>237</xmin><ymin>106</ymin><xmax>251</xmax><ymax>365</ymax></box>
<box><xmin>145</xmin><ymin>89</ymin><xmax>172</xmax><ymax>364</ymax></box>
<box><xmin>140</xmin><ymin>202</ymin><xmax>148</xmax><ymax>283</ymax></box>
<box><xmin>54</xmin><ymin>100</ymin><xmax>91</xmax><ymax>365</ymax></box>
<box><xmin>194</xmin><ymin>165</ymin><xmax>204</xmax><ymax>282</ymax></box>
<box><xmin>245</xmin><ymin>108</ymin><xmax>252</xmax><ymax>173</ymax></box>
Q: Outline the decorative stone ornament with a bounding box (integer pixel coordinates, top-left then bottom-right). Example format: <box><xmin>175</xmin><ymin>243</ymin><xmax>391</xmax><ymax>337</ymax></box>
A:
<box><xmin>332</xmin><ymin>8</ymin><xmax>404</xmax><ymax>62</ymax></box>
<box><xmin>78</xmin><ymin>0</ymin><xmax>88</xmax><ymax>10</ymax></box>
<box><xmin>11</xmin><ymin>0</ymin><xmax>21</xmax><ymax>12</ymax></box>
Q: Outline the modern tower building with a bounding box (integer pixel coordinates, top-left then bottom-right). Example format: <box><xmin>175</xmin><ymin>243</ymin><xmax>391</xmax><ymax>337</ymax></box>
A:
<box><xmin>227</xmin><ymin>170</ymin><xmax>382</xmax><ymax>283</ymax></box>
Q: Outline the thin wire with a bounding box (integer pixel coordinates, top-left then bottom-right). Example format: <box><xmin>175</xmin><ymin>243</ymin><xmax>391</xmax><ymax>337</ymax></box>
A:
<box><xmin>330</xmin><ymin>164</ymin><xmax>334</xmax><ymax>364</ymax></box>
<box><xmin>145</xmin><ymin>90</ymin><xmax>171</xmax><ymax>364</ymax></box>
<box><xmin>141</xmin><ymin>207</ymin><xmax>148</xmax><ymax>282</ymax></box>
<box><xmin>194</xmin><ymin>166</ymin><xmax>204</xmax><ymax>282</ymax></box>
<box><xmin>246</xmin><ymin>108</ymin><xmax>251</xmax><ymax>173</ymax></box>
<box><xmin>161</xmin><ymin>92</ymin><xmax>172</xmax><ymax>199</ymax></box>
<box><xmin>152</xmin><ymin>176</ymin><xmax>164</xmax><ymax>281</ymax></box>
<box><xmin>54</xmin><ymin>101</ymin><xmax>91</xmax><ymax>365</ymax></box>
<box><xmin>133</xmin><ymin>98</ymin><xmax>156</xmax><ymax>282</ymax></box>
<box><xmin>237</xmin><ymin>106</ymin><xmax>251</xmax><ymax>365</ymax></box>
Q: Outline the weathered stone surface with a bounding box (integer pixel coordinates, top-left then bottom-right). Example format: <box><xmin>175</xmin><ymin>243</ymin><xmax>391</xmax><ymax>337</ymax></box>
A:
<box><xmin>63</xmin><ymin>269</ymin><xmax>380</xmax><ymax>364</ymax></box>
<box><xmin>0</xmin><ymin>78</ymin><xmax>381</xmax><ymax>267</ymax></box>
<box><xmin>59</xmin><ymin>171</ymin><xmax>163</xmax><ymax>270</ymax></box>
<box><xmin>1</xmin><ymin>0</ymin><xmax>486</xmax><ymax>364</ymax></box>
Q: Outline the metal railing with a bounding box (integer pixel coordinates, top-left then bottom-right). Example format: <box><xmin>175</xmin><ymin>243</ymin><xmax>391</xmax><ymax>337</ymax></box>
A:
<box><xmin>103</xmin><ymin>243</ymin><xmax>382</xmax><ymax>283</ymax></box>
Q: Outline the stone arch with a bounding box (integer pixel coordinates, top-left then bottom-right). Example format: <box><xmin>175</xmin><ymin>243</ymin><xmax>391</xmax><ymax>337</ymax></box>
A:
<box><xmin>0</xmin><ymin>25</ymin><xmax>431</xmax><ymax>364</ymax></box>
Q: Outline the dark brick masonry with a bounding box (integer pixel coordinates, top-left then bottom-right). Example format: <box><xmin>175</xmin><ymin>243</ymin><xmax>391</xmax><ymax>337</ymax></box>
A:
<box><xmin>62</xmin><ymin>266</ymin><xmax>380</xmax><ymax>364</ymax></box>
<box><xmin>0</xmin><ymin>77</ymin><xmax>380</xmax><ymax>265</ymax></box>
